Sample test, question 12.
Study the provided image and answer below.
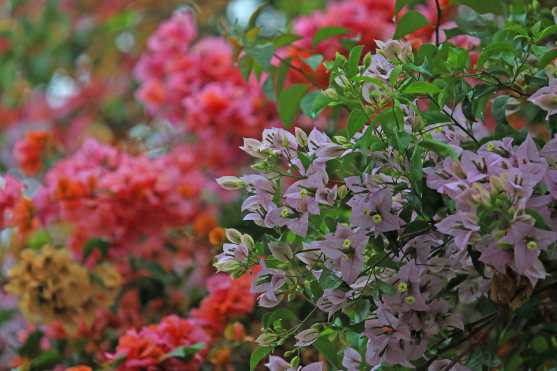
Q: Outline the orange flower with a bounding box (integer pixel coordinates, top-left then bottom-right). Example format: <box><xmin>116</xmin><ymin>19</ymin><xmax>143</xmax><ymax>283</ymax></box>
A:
<box><xmin>193</xmin><ymin>211</ymin><xmax>217</xmax><ymax>236</ymax></box>
<box><xmin>209</xmin><ymin>227</ymin><xmax>225</xmax><ymax>246</ymax></box>
<box><xmin>66</xmin><ymin>366</ymin><xmax>93</xmax><ymax>371</ymax></box>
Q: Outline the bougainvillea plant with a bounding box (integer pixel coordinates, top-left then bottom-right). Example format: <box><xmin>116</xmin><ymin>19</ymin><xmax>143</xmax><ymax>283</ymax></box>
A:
<box><xmin>217</xmin><ymin>0</ymin><xmax>557</xmax><ymax>369</ymax></box>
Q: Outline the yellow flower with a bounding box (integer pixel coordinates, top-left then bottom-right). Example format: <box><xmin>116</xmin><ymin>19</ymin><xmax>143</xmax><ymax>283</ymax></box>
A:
<box><xmin>5</xmin><ymin>245</ymin><xmax>121</xmax><ymax>332</ymax></box>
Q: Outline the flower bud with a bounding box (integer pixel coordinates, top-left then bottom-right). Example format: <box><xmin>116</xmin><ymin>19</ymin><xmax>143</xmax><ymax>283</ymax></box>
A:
<box><xmin>216</xmin><ymin>176</ymin><xmax>246</xmax><ymax>191</ymax></box>
<box><xmin>294</xmin><ymin>328</ymin><xmax>320</xmax><ymax>347</ymax></box>
<box><xmin>337</xmin><ymin>185</ymin><xmax>348</xmax><ymax>200</ymax></box>
<box><xmin>225</xmin><ymin>228</ymin><xmax>242</xmax><ymax>244</ymax></box>
<box><xmin>295</xmin><ymin>127</ymin><xmax>308</xmax><ymax>147</ymax></box>
<box><xmin>334</xmin><ymin>135</ymin><xmax>348</xmax><ymax>144</ymax></box>
<box><xmin>290</xmin><ymin>356</ymin><xmax>301</xmax><ymax>368</ymax></box>
<box><xmin>240</xmin><ymin>138</ymin><xmax>264</xmax><ymax>158</ymax></box>
<box><xmin>376</xmin><ymin>39</ymin><xmax>413</xmax><ymax>62</ymax></box>
<box><xmin>241</xmin><ymin>233</ymin><xmax>255</xmax><ymax>250</ymax></box>
<box><xmin>256</xmin><ymin>332</ymin><xmax>278</xmax><ymax>346</ymax></box>
<box><xmin>323</xmin><ymin>88</ymin><xmax>338</xmax><ymax>99</ymax></box>
<box><xmin>214</xmin><ymin>259</ymin><xmax>241</xmax><ymax>274</ymax></box>
<box><xmin>269</xmin><ymin>242</ymin><xmax>293</xmax><ymax>262</ymax></box>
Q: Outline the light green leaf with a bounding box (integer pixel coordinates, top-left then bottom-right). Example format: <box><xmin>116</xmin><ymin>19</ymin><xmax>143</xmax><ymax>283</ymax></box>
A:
<box><xmin>304</xmin><ymin>54</ymin><xmax>324</xmax><ymax>71</ymax></box>
<box><xmin>162</xmin><ymin>343</ymin><xmax>205</xmax><ymax>361</ymax></box>
<box><xmin>403</xmin><ymin>81</ymin><xmax>441</xmax><ymax>95</ymax></box>
<box><xmin>312</xmin><ymin>26</ymin><xmax>348</xmax><ymax>47</ymax></box>
<box><xmin>419</xmin><ymin>138</ymin><xmax>459</xmax><ymax>159</ymax></box>
<box><xmin>278</xmin><ymin>84</ymin><xmax>310</xmax><ymax>128</ymax></box>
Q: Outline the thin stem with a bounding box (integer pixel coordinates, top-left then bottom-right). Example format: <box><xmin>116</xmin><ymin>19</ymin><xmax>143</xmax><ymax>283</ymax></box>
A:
<box><xmin>274</xmin><ymin>54</ymin><xmax>320</xmax><ymax>88</ymax></box>
<box><xmin>434</xmin><ymin>0</ymin><xmax>442</xmax><ymax>46</ymax></box>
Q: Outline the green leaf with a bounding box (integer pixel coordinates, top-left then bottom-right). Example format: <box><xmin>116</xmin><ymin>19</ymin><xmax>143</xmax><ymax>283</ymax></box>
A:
<box><xmin>531</xmin><ymin>336</ymin><xmax>549</xmax><ymax>353</ymax></box>
<box><xmin>477</xmin><ymin>42</ymin><xmax>514</xmax><ymax>67</ymax></box>
<box><xmin>304</xmin><ymin>54</ymin><xmax>324</xmax><ymax>71</ymax></box>
<box><xmin>251</xmin><ymin>43</ymin><xmax>275</xmax><ymax>69</ymax></box>
<box><xmin>0</xmin><ymin>309</ymin><xmax>16</xmax><ymax>325</ymax></box>
<box><xmin>263</xmin><ymin>308</ymin><xmax>298</xmax><ymax>328</ymax></box>
<box><xmin>538</xmin><ymin>49</ymin><xmax>557</xmax><ymax>68</ymax></box>
<box><xmin>403</xmin><ymin>81</ymin><xmax>441</xmax><ymax>95</ymax></box>
<box><xmin>395</xmin><ymin>0</ymin><xmax>425</xmax><ymax>13</ymax></box>
<box><xmin>347</xmin><ymin>108</ymin><xmax>368</xmax><ymax>137</ymax></box>
<box><xmin>491</xmin><ymin>95</ymin><xmax>509</xmax><ymax>125</ymax></box>
<box><xmin>454</xmin><ymin>0</ymin><xmax>504</xmax><ymax>14</ymax></box>
<box><xmin>83</xmin><ymin>238</ymin><xmax>110</xmax><ymax>262</ymax></box>
<box><xmin>535</xmin><ymin>25</ymin><xmax>557</xmax><ymax>42</ymax></box>
<box><xmin>247</xmin><ymin>2</ymin><xmax>268</xmax><ymax>29</ymax></box>
<box><xmin>300</xmin><ymin>91</ymin><xmax>321</xmax><ymax>118</ymax></box>
<box><xmin>18</xmin><ymin>331</ymin><xmax>43</xmax><ymax>358</ymax></box>
<box><xmin>262</xmin><ymin>75</ymin><xmax>276</xmax><ymax>101</ymax></box>
<box><xmin>419</xmin><ymin>138</ymin><xmax>459</xmax><ymax>159</ymax></box>
<box><xmin>394</xmin><ymin>10</ymin><xmax>429</xmax><ymax>39</ymax></box>
<box><xmin>273</xmin><ymin>33</ymin><xmax>301</xmax><ymax>48</ymax></box>
<box><xmin>314</xmin><ymin>336</ymin><xmax>342</xmax><ymax>369</ymax></box>
<box><xmin>347</xmin><ymin>45</ymin><xmax>364</xmax><ymax>77</ymax></box>
<box><xmin>343</xmin><ymin>299</ymin><xmax>371</xmax><ymax>324</ymax></box>
<box><xmin>30</xmin><ymin>350</ymin><xmax>61</xmax><ymax>370</ymax></box>
<box><xmin>319</xmin><ymin>268</ymin><xmax>344</xmax><ymax>289</ymax></box>
<box><xmin>162</xmin><ymin>343</ymin><xmax>205</xmax><ymax>361</ymax></box>
<box><xmin>312</xmin><ymin>26</ymin><xmax>348</xmax><ymax>47</ymax></box>
<box><xmin>410</xmin><ymin>145</ymin><xmax>424</xmax><ymax>193</ymax></box>
<box><xmin>239</xmin><ymin>55</ymin><xmax>254</xmax><ymax>80</ymax></box>
<box><xmin>277</xmin><ymin>84</ymin><xmax>309</xmax><ymax>128</ymax></box>
<box><xmin>27</xmin><ymin>229</ymin><xmax>50</xmax><ymax>250</ymax></box>
<box><xmin>250</xmin><ymin>346</ymin><xmax>273</xmax><ymax>371</ymax></box>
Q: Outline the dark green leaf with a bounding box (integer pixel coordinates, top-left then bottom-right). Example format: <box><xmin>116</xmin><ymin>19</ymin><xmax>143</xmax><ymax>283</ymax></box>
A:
<box><xmin>319</xmin><ymin>268</ymin><xmax>343</xmax><ymax>289</ymax></box>
<box><xmin>314</xmin><ymin>336</ymin><xmax>342</xmax><ymax>369</ymax></box>
<box><xmin>538</xmin><ymin>49</ymin><xmax>557</xmax><ymax>68</ymax></box>
<box><xmin>83</xmin><ymin>237</ymin><xmax>110</xmax><ymax>262</ymax></box>
<box><xmin>250</xmin><ymin>346</ymin><xmax>273</xmax><ymax>371</ymax></box>
<box><xmin>18</xmin><ymin>331</ymin><xmax>43</xmax><ymax>357</ymax></box>
<box><xmin>394</xmin><ymin>10</ymin><xmax>430</xmax><ymax>39</ymax></box>
<box><xmin>491</xmin><ymin>95</ymin><xmax>509</xmax><ymax>125</ymax></box>
<box><xmin>454</xmin><ymin>0</ymin><xmax>504</xmax><ymax>14</ymax></box>
<box><xmin>277</xmin><ymin>84</ymin><xmax>309</xmax><ymax>128</ymax></box>
<box><xmin>30</xmin><ymin>350</ymin><xmax>62</xmax><ymax>370</ymax></box>
<box><xmin>312</xmin><ymin>27</ymin><xmax>348</xmax><ymax>47</ymax></box>
<box><xmin>347</xmin><ymin>108</ymin><xmax>368</xmax><ymax>137</ymax></box>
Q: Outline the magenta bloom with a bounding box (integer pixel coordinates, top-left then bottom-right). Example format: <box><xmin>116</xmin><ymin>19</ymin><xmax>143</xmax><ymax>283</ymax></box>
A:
<box><xmin>528</xmin><ymin>78</ymin><xmax>557</xmax><ymax>119</ymax></box>
<box><xmin>502</xmin><ymin>221</ymin><xmax>557</xmax><ymax>284</ymax></box>
<box><xmin>348</xmin><ymin>189</ymin><xmax>404</xmax><ymax>233</ymax></box>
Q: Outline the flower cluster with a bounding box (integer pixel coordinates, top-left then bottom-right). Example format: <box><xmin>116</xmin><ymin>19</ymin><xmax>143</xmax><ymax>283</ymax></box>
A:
<box><xmin>13</xmin><ymin>130</ymin><xmax>57</xmax><ymax>176</ymax></box>
<box><xmin>108</xmin><ymin>315</ymin><xmax>210</xmax><ymax>371</ymax></box>
<box><xmin>217</xmin><ymin>25</ymin><xmax>557</xmax><ymax>366</ymax></box>
<box><xmin>108</xmin><ymin>273</ymin><xmax>255</xmax><ymax>370</ymax></box>
<box><xmin>135</xmin><ymin>10</ymin><xmax>277</xmax><ymax>173</ymax></box>
<box><xmin>5</xmin><ymin>245</ymin><xmax>121</xmax><ymax>331</ymax></box>
<box><xmin>33</xmin><ymin>139</ymin><xmax>209</xmax><ymax>257</ymax></box>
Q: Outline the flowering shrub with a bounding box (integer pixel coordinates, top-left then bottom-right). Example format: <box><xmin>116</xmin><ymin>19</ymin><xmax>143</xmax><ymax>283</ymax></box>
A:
<box><xmin>216</xmin><ymin>1</ymin><xmax>557</xmax><ymax>369</ymax></box>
